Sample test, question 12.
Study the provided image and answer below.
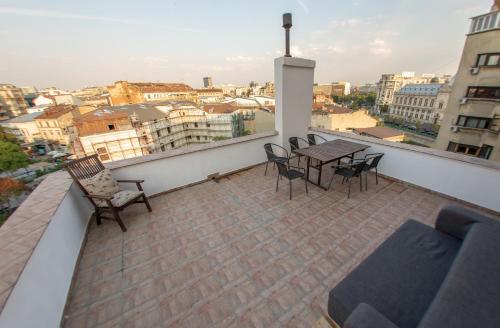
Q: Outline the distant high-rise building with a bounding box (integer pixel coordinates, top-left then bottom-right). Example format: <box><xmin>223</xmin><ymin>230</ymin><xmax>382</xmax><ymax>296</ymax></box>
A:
<box><xmin>435</xmin><ymin>2</ymin><xmax>500</xmax><ymax>161</ymax></box>
<box><xmin>203</xmin><ymin>77</ymin><xmax>213</xmax><ymax>88</ymax></box>
<box><xmin>0</xmin><ymin>84</ymin><xmax>29</xmax><ymax>119</ymax></box>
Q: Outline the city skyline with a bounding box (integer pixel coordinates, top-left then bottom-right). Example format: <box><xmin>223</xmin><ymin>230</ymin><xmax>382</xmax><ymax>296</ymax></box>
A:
<box><xmin>0</xmin><ymin>0</ymin><xmax>491</xmax><ymax>90</ymax></box>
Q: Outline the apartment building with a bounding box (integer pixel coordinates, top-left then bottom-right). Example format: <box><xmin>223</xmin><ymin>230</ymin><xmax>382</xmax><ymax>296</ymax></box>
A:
<box><xmin>203</xmin><ymin>77</ymin><xmax>213</xmax><ymax>88</ymax></box>
<box><xmin>314</xmin><ymin>82</ymin><xmax>351</xmax><ymax>97</ymax></box>
<box><xmin>34</xmin><ymin>105</ymin><xmax>79</xmax><ymax>149</ymax></box>
<box><xmin>435</xmin><ymin>3</ymin><xmax>500</xmax><ymax>161</ymax></box>
<box><xmin>107</xmin><ymin>81</ymin><xmax>198</xmax><ymax>105</ymax></box>
<box><xmin>0</xmin><ymin>84</ymin><xmax>29</xmax><ymax>118</ymax></box>
<box><xmin>389</xmin><ymin>83</ymin><xmax>451</xmax><ymax>124</ymax></box>
<box><xmin>195</xmin><ymin>88</ymin><xmax>224</xmax><ymax>103</ymax></box>
<box><xmin>71</xmin><ymin>109</ymin><xmax>145</xmax><ymax>162</ymax></box>
<box><xmin>375</xmin><ymin>72</ymin><xmax>451</xmax><ymax>112</ymax></box>
<box><xmin>0</xmin><ymin>112</ymin><xmax>42</xmax><ymax>143</ymax></box>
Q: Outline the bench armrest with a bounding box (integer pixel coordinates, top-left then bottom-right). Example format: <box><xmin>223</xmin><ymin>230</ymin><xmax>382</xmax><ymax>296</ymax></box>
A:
<box><xmin>344</xmin><ymin>303</ymin><xmax>399</xmax><ymax>328</ymax></box>
<box><xmin>435</xmin><ymin>205</ymin><xmax>495</xmax><ymax>240</ymax></box>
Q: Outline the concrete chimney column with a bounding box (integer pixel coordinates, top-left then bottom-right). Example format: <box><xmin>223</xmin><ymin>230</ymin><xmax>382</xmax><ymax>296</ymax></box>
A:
<box><xmin>274</xmin><ymin>57</ymin><xmax>316</xmax><ymax>149</ymax></box>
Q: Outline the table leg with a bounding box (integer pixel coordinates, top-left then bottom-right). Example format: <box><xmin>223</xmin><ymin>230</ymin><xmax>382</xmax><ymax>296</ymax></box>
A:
<box><xmin>317</xmin><ymin>161</ymin><xmax>323</xmax><ymax>187</ymax></box>
<box><xmin>306</xmin><ymin>156</ymin><xmax>311</xmax><ymax>182</ymax></box>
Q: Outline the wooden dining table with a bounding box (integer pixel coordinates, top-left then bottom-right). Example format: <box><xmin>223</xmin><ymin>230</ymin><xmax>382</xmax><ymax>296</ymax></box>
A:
<box><xmin>294</xmin><ymin>139</ymin><xmax>370</xmax><ymax>190</ymax></box>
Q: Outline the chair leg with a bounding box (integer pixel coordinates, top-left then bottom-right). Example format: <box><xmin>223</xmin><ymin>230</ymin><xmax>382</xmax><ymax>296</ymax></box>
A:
<box><xmin>276</xmin><ymin>174</ymin><xmax>280</xmax><ymax>192</ymax></box>
<box><xmin>143</xmin><ymin>195</ymin><xmax>152</xmax><ymax>212</ymax></box>
<box><xmin>348</xmin><ymin>178</ymin><xmax>352</xmax><ymax>199</ymax></box>
<box><xmin>95</xmin><ymin>208</ymin><xmax>102</xmax><ymax>225</ymax></box>
<box><xmin>111</xmin><ymin>208</ymin><xmax>127</xmax><ymax>232</ymax></box>
<box><xmin>365</xmin><ymin>172</ymin><xmax>368</xmax><ymax>192</ymax></box>
<box><xmin>265</xmin><ymin>161</ymin><xmax>269</xmax><ymax>176</ymax></box>
<box><xmin>305</xmin><ymin>177</ymin><xmax>308</xmax><ymax>194</ymax></box>
<box><xmin>359</xmin><ymin>174</ymin><xmax>362</xmax><ymax>192</ymax></box>
<box><xmin>375</xmin><ymin>168</ymin><xmax>379</xmax><ymax>184</ymax></box>
<box><xmin>289</xmin><ymin>180</ymin><xmax>292</xmax><ymax>200</ymax></box>
<box><xmin>298</xmin><ymin>156</ymin><xmax>301</xmax><ymax>166</ymax></box>
<box><xmin>341</xmin><ymin>176</ymin><xmax>346</xmax><ymax>184</ymax></box>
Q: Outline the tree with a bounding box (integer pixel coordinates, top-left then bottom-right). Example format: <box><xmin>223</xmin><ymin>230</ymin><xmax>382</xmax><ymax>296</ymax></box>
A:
<box><xmin>0</xmin><ymin>126</ymin><xmax>18</xmax><ymax>143</ymax></box>
<box><xmin>0</xmin><ymin>141</ymin><xmax>29</xmax><ymax>173</ymax></box>
<box><xmin>0</xmin><ymin>177</ymin><xmax>25</xmax><ymax>214</ymax></box>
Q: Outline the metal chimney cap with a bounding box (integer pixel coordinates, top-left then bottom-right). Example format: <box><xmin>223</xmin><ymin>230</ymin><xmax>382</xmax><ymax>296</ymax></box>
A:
<box><xmin>282</xmin><ymin>13</ymin><xmax>292</xmax><ymax>28</ymax></box>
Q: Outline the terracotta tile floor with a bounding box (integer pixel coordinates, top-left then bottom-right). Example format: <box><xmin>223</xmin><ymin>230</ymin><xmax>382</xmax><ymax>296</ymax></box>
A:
<box><xmin>62</xmin><ymin>164</ymin><xmax>495</xmax><ymax>328</ymax></box>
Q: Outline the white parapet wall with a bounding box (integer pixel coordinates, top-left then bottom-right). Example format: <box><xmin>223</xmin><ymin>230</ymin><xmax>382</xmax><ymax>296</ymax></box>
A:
<box><xmin>0</xmin><ymin>183</ymin><xmax>93</xmax><ymax>328</ymax></box>
<box><xmin>107</xmin><ymin>131</ymin><xmax>279</xmax><ymax>196</ymax></box>
<box><xmin>311</xmin><ymin>128</ymin><xmax>500</xmax><ymax>213</ymax></box>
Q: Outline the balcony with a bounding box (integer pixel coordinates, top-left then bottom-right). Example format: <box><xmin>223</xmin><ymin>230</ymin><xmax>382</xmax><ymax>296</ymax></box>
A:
<box><xmin>0</xmin><ymin>58</ymin><xmax>499</xmax><ymax>327</ymax></box>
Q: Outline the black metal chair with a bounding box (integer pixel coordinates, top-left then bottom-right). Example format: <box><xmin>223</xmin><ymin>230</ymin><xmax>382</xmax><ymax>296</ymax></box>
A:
<box><xmin>274</xmin><ymin>160</ymin><xmax>308</xmax><ymax>200</ymax></box>
<box><xmin>328</xmin><ymin>159</ymin><xmax>367</xmax><ymax>198</ymax></box>
<box><xmin>288</xmin><ymin>136</ymin><xmax>309</xmax><ymax>166</ymax></box>
<box><xmin>263</xmin><ymin>143</ymin><xmax>289</xmax><ymax>176</ymax></box>
<box><xmin>307</xmin><ymin>133</ymin><xmax>327</xmax><ymax>146</ymax></box>
<box><xmin>362</xmin><ymin>153</ymin><xmax>384</xmax><ymax>190</ymax></box>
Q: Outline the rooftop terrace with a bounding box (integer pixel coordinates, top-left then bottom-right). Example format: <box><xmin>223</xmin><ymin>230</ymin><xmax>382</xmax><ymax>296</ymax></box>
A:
<box><xmin>63</xmin><ymin>164</ymin><xmax>496</xmax><ymax>328</ymax></box>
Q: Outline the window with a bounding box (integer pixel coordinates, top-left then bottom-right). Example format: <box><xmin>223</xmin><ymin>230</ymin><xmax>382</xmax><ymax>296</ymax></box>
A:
<box><xmin>170</xmin><ymin>142</ymin><xmax>175</xmax><ymax>148</ymax></box>
<box><xmin>108</xmin><ymin>124</ymin><xmax>115</xmax><ymax>130</ymax></box>
<box><xmin>467</xmin><ymin>86</ymin><xmax>500</xmax><ymax>99</ymax></box>
<box><xmin>424</xmin><ymin>99</ymin><xmax>428</xmax><ymax>107</ymax></box>
<box><xmin>447</xmin><ymin>142</ymin><xmax>482</xmax><ymax>157</ymax></box>
<box><xmin>418</xmin><ymin>98</ymin><xmax>422</xmax><ymax>106</ymax></box>
<box><xmin>96</xmin><ymin>147</ymin><xmax>107</xmax><ymax>154</ymax></box>
<box><xmin>456</xmin><ymin>115</ymin><xmax>491</xmax><ymax>129</ymax></box>
<box><xmin>156</xmin><ymin>131</ymin><xmax>161</xmax><ymax>137</ymax></box>
<box><xmin>161</xmin><ymin>145</ymin><xmax>166</xmax><ymax>151</ymax></box>
<box><xmin>99</xmin><ymin>154</ymin><xmax>110</xmax><ymax>161</ymax></box>
<box><xmin>477</xmin><ymin>53</ymin><xmax>500</xmax><ymax>67</ymax></box>
<box><xmin>194</xmin><ymin>122</ymin><xmax>198</xmax><ymax>128</ymax></box>
<box><xmin>430</xmin><ymin>99</ymin><xmax>435</xmax><ymax>107</ymax></box>
<box><xmin>207</xmin><ymin>123</ymin><xmax>211</xmax><ymax>127</ymax></box>
<box><xmin>479</xmin><ymin>145</ymin><xmax>493</xmax><ymax>159</ymax></box>
<box><xmin>438</xmin><ymin>102</ymin><xmax>444</xmax><ymax>109</ymax></box>
<box><xmin>196</xmin><ymin>136</ymin><xmax>200</xmax><ymax>140</ymax></box>
<box><xmin>167</xmin><ymin>127</ymin><xmax>171</xmax><ymax>133</ymax></box>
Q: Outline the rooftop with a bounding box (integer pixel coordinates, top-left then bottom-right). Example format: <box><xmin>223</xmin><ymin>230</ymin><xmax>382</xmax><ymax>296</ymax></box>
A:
<box><xmin>62</xmin><ymin>163</ymin><xmax>496</xmax><ymax>327</ymax></box>
<box><xmin>354</xmin><ymin>127</ymin><xmax>405</xmax><ymax>139</ymax></box>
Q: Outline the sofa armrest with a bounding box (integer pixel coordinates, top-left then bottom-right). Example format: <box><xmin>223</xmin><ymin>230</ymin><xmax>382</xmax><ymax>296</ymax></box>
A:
<box><xmin>435</xmin><ymin>205</ymin><xmax>496</xmax><ymax>240</ymax></box>
<box><xmin>344</xmin><ymin>303</ymin><xmax>399</xmax><ymax>328</ymax></box>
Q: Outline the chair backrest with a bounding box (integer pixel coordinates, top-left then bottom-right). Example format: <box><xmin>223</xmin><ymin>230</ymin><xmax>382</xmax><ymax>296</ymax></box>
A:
<box><xmin>365</xmin><ymin>153</ymin><xmax>384</xmax><ymax>169</ymax></box>
<box><xmin>289</xmin><ymin>137</ymin><xmax>300</xmax><ymax>152</ymax></box>
<box><xmin>264</xmin><ymin>143</ymin><xmax>289</xmax><ymax>160</ymax></box>
<box><xmin>352</xmin><ymin>160</ymin><xmax>367</xmax><ymax>176</ymax></box>
<box><xmin>307</xmin><ymin>133</ymin><xmax>327</xmax><ymax>146</ymax></box>
<box><xmin>64</xmin><ymin>154</ymin><xmax>105</xmax><ymax>181</ymax></box>
<box><xmin>274</xmin><ymin>160</ymin><xmax>289</xmax><ymax>178</ymax></box>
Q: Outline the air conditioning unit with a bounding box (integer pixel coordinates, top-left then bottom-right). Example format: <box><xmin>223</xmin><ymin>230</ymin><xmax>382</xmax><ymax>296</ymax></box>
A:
<box><xmin>470</xmin><ymin>67</ymin><xmax>480</xmax><ymax>75</ymax></box>
<box><xmin>459</xmin><ymin>97</ymin><xmax>468</xmax><ymax>105</ymax></box>
<box><xmin>450</xmin><ymin>126</ymin><xmax>459</xmax><ymax>132</ymax></box>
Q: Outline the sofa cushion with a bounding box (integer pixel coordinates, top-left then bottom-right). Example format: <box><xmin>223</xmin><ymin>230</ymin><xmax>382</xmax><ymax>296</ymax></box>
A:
<box><xmin>80</xmin><ymin>169</ymin><xmax>120</xmax><ymax>199</ymax></box>
<box><xmin>344</xmin><ymin>303</ymin><xmax>399</xmax><ymax>328</ymax></box>
<box><xmin>418</xmin><ymin>222</ymin><xmax>500</xmax><ymax>328</ymax></box>
<box><xmin>328</xmin><ymin>219</ymin><xmax>461</xmax><ymax>328</ymax></box>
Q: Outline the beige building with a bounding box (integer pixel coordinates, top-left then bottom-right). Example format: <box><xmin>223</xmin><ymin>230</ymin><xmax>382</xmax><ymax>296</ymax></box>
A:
<box><xmin>107</xmin><ymin>81</ymin><xmax>198</xmax><ymax>105</ymax></box>
<box><xmin>435</xmin><ymin>3</ymin><xmax>500</xmax><ymax>161</ymax></box>
<box><xmin>0</xmin><ymin>112</ymin><xmax>42</xmax><ymax>143</ymax></box>
<box><xmin>0</xmin><ymin>84</ymin><xmax>28</xmax><ymax>119</ymax></box>
<box><xmin>34</xmin><ymin>105</ymin><xmax>80</xmax><ymax>149</ymax></box>
<box><xmin>390</xmin><ymin>83</ymin><xmax>451</xmax><ymax>124</ymax></box>
<box><xmin>311</xmin><ymin>108</ymin><xmax>378</xmax><ymax>132</ymax></box>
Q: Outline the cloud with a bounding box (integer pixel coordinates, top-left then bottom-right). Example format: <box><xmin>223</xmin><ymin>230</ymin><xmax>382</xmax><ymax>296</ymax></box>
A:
<box><xmin>453</xmin><ymin>5</ymin><xmax>483</xmax><ymax>16</ymax></box>
<box><xmin>225</xmin><ymin>55</ymin><xmax>263</xmax><ymax>62</ymax></box>
<box><xmin>327</xmin><ymin>45</ymin><xmax>346</xmax><ymax>54</ymax></box>
<box><xmin>369</xmin><ymin>38</ymin><xmax>392</xmax><ymax>56</ymax></box>
<box><xmin>291</xmin><ymin>45</ymin><xmax>303</xmax><ymax>57</ymax></box>
<box><xmin>144</xmin><ymin>56</ymin><xmax>169</xmax><ymax>69</ymax></box>
<box><xmin>296</xmin><ymin>0</ymin><xmax>309</xmax><ymax>14</ymax></box>
<box><xmin>0</xmin><ymin>6</ymin><xmax>139</xmax><ymax>24</ymax></box>
<box><xmin>330</xmin><ymin>18</ymin><xmax>360</xmax><ymax>28</ymax></box>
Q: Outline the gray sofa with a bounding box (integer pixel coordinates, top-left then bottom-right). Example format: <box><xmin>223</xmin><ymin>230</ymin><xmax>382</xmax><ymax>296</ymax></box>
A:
<box><xmin>328</xmin><ymin>205</ymin><xmax>500</xmax><ymax>328</ymax></box>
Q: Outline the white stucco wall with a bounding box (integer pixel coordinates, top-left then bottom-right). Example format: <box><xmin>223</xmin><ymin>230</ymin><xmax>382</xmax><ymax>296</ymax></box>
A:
<box><xmin>109</xmin><ymin>132</ymin><xmax>279</xmax><ymax>196</ymax></box>
<box><xmin>0</xmin><ymin>184</ymin><xmax>93</xmax><ymax>328</ymax></box>
<box><xmin>312</xmin><ymin>128</ymin><xmax>500</xmax><ymax>213</ymax></box>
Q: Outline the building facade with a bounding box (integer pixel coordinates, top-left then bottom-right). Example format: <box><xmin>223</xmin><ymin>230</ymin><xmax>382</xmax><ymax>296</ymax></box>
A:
<box><xmin>0</xmin><ymin>112</ymin><xmax>42</xmax><ymax>143</ymax></box>
<box><xmin>107</xmin><ymin>81</ymin><xmax>198</xmax><ymax>105</ymax></box>
<box><xmin>389</xmin><ymin>83</ymin><xmax>451</xmax><ymax>124</ymax></box>
<box><xmin>203</xmin><ymin>77</ymin><xmax>213</xmax><ymax>88</ymax></box>
<box><xmin>311</xmin><ymin>108</ymin><xmax>378</xmax><ymax>132</ymax></box>
<box><xmin>0</xmin><ymin>84</ymin><xmax>29</xmax><ymax>119</ymax></box>
<box><xmin>435</xmin><ymin>3</ymin><xmax>500</xmax><ymax>161</ymax></box>
<box><xmin>34</xmin><ymin>105</ymin><xmax>79</xmax><ymax>150</ymax></box>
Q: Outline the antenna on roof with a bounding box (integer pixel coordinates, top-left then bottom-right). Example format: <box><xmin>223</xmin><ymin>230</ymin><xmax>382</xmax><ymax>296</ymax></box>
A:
<box><xmin>282</xmin><ymin>13</ymin><xmax>292</xmax><ymax>57</ymax></box>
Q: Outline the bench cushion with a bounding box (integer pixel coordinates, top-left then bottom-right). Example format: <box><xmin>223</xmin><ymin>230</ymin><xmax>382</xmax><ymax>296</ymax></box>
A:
<box><xmin>418</xmin><ymin>222</ymin><xmax>500</xmax><ymax>328</ymax></box>
<box><xmin>328</xmin><ymin>219</ymin><xmax>460</xmax><ymax>328</ymax></box>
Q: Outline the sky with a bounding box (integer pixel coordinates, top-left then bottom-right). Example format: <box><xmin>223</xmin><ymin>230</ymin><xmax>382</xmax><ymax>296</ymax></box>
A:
<box><xmin>0</xmin><ymin>0</ymin><xmax>492</xmax><ymax>90</ymax></box>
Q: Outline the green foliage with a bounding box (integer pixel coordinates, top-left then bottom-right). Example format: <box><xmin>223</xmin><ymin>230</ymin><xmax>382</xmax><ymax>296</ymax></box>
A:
<box><xmin>332</xmin><ymin>92</ymin><xmax>377</xmax><ymax>109</ymax></box>
<box><xmin>0</xmin><ymin>212</ymin><xmax>7</xmax><ymax>226</ymax></box>
<box><xmin>242</xmin><ymin>130</ymin><xmax>252</xmax><ymax>136</ymax></box>
<box><xmin>0</xmin><ymin>126</ymin><xmax>19</xmax><ymax>143</ymax></box>
<box><xmin>0</xmin><ymin>141</ymin><xmax>29</xmax><ymax>173</ymax></box>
